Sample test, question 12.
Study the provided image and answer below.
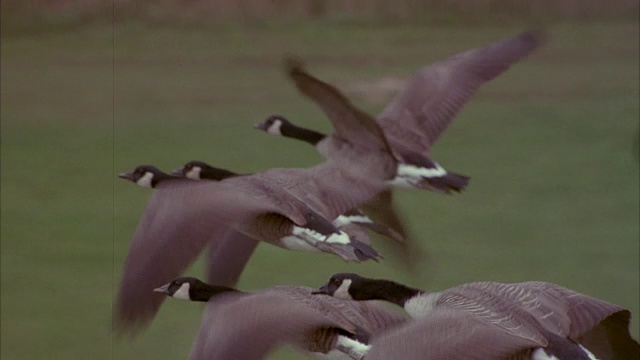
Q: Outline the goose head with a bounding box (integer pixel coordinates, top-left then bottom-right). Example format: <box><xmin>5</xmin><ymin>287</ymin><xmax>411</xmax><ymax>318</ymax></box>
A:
<box><xmin>118</xmin><ymin>165</ymin><xmax>167</xmax><ymax>189</ymax></box>
<box><xmin>313</xmin><ymin>273</ymin><xmax>423</xmax><ymax>308</ymax></box>
<box><xmin>153</xmin><ymin>277</ymin><xmax>218</xmax><ymax>302</ymax></box>
<box><xmin>172</xmin><ymin>160</ymin><xmax>211</xmax><ymax>180</ymax></box>
<box><xmin>312</xmin><ymin>273</ymin><xmax>367</xmax><ymax>300</ymax></box>
<box><xmin>254</xmin><ymin>115</ymin><xmax>292</xmax><ymax>136</ymax></box>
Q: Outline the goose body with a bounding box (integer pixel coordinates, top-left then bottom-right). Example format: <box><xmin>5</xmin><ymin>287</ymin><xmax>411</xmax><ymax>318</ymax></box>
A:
<box><xmin>114</xmin><ymin>61</ymin><xmax>408</xmax><ymax>331</ymax></box>
<box><xmin>256</xmin><ymin>31</ymin><xmax>545</xmax><ymax>193</ymax></box>
<box><xmin>173</xmin><ymin>160</ymin><xmax>404</xmax><ymax>243</ymax></box>
<box><xmin>315</xmin><ymin>273</ymin><xmax>639</xmax><ymax>360</ymax></box>
<box><xmin>255</xmin><ymin>31</ymin><xmax>545</xmax><ymax>235</ymax></box>
<box><xmin>115</xmin><ymin>158</ymin><xmax>396</xmax><ymax>329</ymax></box>
<box><xmin>154</xmin><ymin>277</ymin><xmax>408</xmax><ymax>360</ymax></box>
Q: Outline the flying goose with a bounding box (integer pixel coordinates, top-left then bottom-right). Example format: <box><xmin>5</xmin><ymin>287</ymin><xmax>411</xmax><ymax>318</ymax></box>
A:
<box><xmin>118</xmin><ymin>163</ymin><xmax>402</xmax><ymax>283</ymax></box>
<box><xmin>173</xmin><ymin>160</ymin><xmax>404</xmax><ymax>243</ymax></box>
<box><xmin>314</xmin><ymin>273</ymin><xmax>639</xmax><ymax>360</ymax></box>
<box><xmin>256</xmin><ymin>31</ymin><xmax>545</xmax><ymax>234</ymax></box>
<box><xmin>154</xmin><ymin>277</ymin><xmax>408</xmax><ymax>360</ymax></box>
<box><xmin>115</xmin><ymin>68</ymin><xmax>404</xmax><ymax>330</ymax></box>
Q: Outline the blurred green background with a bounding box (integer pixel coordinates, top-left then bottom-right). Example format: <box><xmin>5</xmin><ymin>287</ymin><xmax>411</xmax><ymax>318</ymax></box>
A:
<box><xmin>1</xmin><ymin>1</ymin><xmax>639</xmax><ymax>359</ymax></box>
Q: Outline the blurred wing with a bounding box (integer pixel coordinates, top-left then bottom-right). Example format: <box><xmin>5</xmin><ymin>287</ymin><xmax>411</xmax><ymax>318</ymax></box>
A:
<box><xmin>263</xmin><ymin>161</ymin><xmax>394</xmax><ymax>222</ymax></box>
<box><xmin>356</xmin><ymin>301</ymin><xmax>410</xmax><ymax>336</ymax></box>
<box><xmin>285</xmin><ymin>58</ymin><xmax>393</xmax><ymax>153</ymax></box>
<box><xmin>189</xmin><ymin>292</ymin><xmax>346</xmax><ymax>360</ymax></box>
<box><xmin>366</xmin><ymin>306</ymin><xmax>546</xmax><ymax>360</ymax></box>
<box><xmin>378</xmin><ymin>30</ymin><xmax>545</xmax><ymax>154</ymax></box>
<box><xmin>115</xmin><ymin>180</ymin><xmax>298</xmax><ymax>331</ymax></box>
<box><xmin>204</xmin><ymin>230</ymin><xmax>260</xmax><ymax>286</ymax></box>
<box><xmin>528</xmin><ymin>283</ymin><xmax>640</xmax><ymax>359</ymax></box>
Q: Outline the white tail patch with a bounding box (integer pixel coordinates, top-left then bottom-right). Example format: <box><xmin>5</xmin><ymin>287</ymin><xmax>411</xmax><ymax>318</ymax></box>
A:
<box><xmin>136</xmin><ymin>172</ymin><xmax>155</xmax><ymax>188</ymax></box>
<box><xmin>397</xmin><ymin>162</ymin><xmax>447</xmax><ymax>178</ymax></box>
<box><xmin>532</xmin><ymin>348</ymin><xmax>560</xmax><ymax>360</ymax></box>
<box><xmin>292</xmin><ymin>226</ymin><xmax>351</xmax><ymax>245</ymax></box>
<box><xmin>335</xmin><ymin>335</ymin><xmax>370</xmax><ymax>360</ymax></box>
<box><xmin>172</xmin><ymin>283</ymin><xmax>192</xmax><ymax>301</ymax></box>
<box><xmin>185</xmin><ymin>166</ymin><xmax>202</xmax><ymax>180</ymax></box>
<box><xmin>333</xmin><ymin>215</ymin><xmax>373</xmax><ymax>227</ymax></box>
<box><xmin>387</xmin><ymin>162</ymin><xmax>447</xmax><ymax>188</ymax></box>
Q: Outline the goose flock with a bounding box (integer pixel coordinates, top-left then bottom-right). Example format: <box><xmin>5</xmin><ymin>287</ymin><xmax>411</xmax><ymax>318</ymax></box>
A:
<box><xmin>116</xmin><ymin>30</ymin><xmax>639</xmax><ymax>360</ymax></box>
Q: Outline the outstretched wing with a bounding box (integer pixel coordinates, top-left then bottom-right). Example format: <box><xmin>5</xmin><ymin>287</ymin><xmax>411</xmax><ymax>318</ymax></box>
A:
<box><xmin>365</xmin><ymin>305</ymin><xmax>546</xmax><ymax>360</ymax></box>
<box><xmin>115</xmin><ymin>180</ymin><xmax>304</xmax><ymax>332</ymax></box>
<box><xmin>378</xmin><ymin>30</ymin><xmax>546</xmax><ymax>154</ymax></box>
<box><xmin>188</xmin><ymin>292</ymin><xmax>347</xmax><ymax>360</ymax></box>
<box><xmin>285</xmin><ymin>57</ymin><xmax>393</xmax><ymax>154</ymax></box>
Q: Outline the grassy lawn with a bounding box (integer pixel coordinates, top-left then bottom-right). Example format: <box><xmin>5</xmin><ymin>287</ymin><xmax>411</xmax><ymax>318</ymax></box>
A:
<box><xmin>1</xmin><ymin>19</ymin><xmax>638</xmax><ymax>359</ymax></box>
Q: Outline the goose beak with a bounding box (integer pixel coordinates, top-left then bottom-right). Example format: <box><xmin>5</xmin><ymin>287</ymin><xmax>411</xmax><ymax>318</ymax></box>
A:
<box><xmin>118</xmin><ymin>172</ymin><xmax>135</xmax><ymax>181</ymax></box>
<box><xmin>171</xmin><ymin>167</ymin><xmax>186</xmax><ymax>177</ymax></box>
<box><xmin>254</xmin><ymin>122</ymin><xmax>268</xmax><ymax>131</ymax></box>
<box><xmin>153</xmin><ymin>283</ymin><xmax>170</xmax><ymax>294</ymax></box>
<box><xmin>312</xmin><ymin>284</ymin><xmax>330</xmax><ymax>295</ymax></box>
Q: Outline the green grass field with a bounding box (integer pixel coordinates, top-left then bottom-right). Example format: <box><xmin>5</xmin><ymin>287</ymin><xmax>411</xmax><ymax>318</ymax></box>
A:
<box><xmin>1</xmin><ymin>20</ymin><xmax>638</xmax><ymax>359</ymax></box>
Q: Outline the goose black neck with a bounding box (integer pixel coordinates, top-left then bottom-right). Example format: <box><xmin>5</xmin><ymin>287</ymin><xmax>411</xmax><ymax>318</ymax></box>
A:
<box><xmin>153</xmin><ymin>173</ymin><xmax>181</xmax><ymax>188</ymax></box>
<box><xmin>281</xmin><ymin>124</ymin><xmax>326</xmax><ymax>146</ymax></box>
<box><xmin>357</xmin><ymin>279</ymin><xmax>423</xmax><ymax>307</ymax></box>
<box><xmin>201</xmin><ymin>167</ymin><xmax>240</xmax><ymax>181</ymax></box>
<box><xmin>190</xmin><ymin>285</ymin><xmax>242</xmax><ymax>302</ymax></box>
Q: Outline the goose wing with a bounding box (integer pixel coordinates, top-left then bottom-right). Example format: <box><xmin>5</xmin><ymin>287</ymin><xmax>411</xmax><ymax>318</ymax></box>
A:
<box><xmin>355</xmin><ymin>301</ymin><xmax>410</xmax><ymax>336</ymax></box>
<box><xmin>365</xmin><ymin>305</ymin><xmax>547</xmax><ymax>360</ymax></box>
<box><xmin>203</xmin><ymin>230</ymin><xmax>259</xmax><ymax>286</ymax></box>
<box><xmin>260</xmin><ymin>160</ymin><xmax>394</xmax><ymax>222</ymax></box>
<box><xmin>378</xmin><ymin>30</ymin><xmax>545</xmax><ymax>155</ymax></box>
<box><xmin>115</xmin><ymin>180</ymin><xmax>310</xmax><ymax>331</ymax></box>
<box><xmin>188</xmin><ymin>291</ymin><xmax>350</xmax><ymax>360</ymax></box>
<box><xmin>285</xmin><ymin>58</ymin><xmax>393</xmax><ymax>154</ymax></box>
<box><xmin>520</xmin><ymin>282</ymin><xmax>639</xmax><ymax>359</ymax></box>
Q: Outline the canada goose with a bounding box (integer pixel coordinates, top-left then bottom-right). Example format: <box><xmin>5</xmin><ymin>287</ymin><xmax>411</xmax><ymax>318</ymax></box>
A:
<box><xmin>256</xmin><ymin>31</ymin><xmax>545</xmax><ymax>234</ymax></box>
<box><xmin>257</xmin><ymin>30</ymin><xmax>544</xmax><ymax>193</ymax></box>
<box><xmin>117</xmin><ymin>162</ymin><xmax>399</xmax><ymax>285</ymax></box>
<box><xmin>314</xmin><ymin>273</ymin><xmax>639</xmax><ymax>360</ymax></box>
<box><xmin>116</xmin><ymin>75</ymin><xmax>403</xmax><ymax>330</ymax></box>
<box><xmin>154</xmin><ymin>277</ymin><xmax>408</xmax><ymax>360</ymax></box>
<box><xmin>173</xmin><ymin>160</ymin><xmax>404</xmax><ymax>243</ymax></box>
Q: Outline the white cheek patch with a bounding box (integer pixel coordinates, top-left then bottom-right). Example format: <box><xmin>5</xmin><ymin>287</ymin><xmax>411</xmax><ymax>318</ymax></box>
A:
<box><xmin>333</xmin><ymin>279</ymin><xmax>353</xmax><ymax>300</ymax></box>
<box><xmin>172</xmin><ymin>283</ymin><xmax>191</xmax><ymax>301</ymax></box>
<box><xmin>136</xmin><ymin>172</ymin><xmax>154</xmax><ymax>188</ymax></box>
<box><xmin>267</xmin><ymin>120</ymin><xmax>283</xmax><ymax>135</ymax></box>
<box><xmin>333</xmin><ymin>215</ymin><xmax>373</xmax><ymax>227</ymax></box>
<box><xmin>185</xmin><ymin>166</ymin><xmax>202</xmax><ymax>180</ymax></box>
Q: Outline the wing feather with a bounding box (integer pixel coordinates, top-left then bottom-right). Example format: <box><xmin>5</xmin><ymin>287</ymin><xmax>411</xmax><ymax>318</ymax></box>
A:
<box><xmin>378</xmin><ymin>30</ymin><xmax>545</xmax><ymax>154</ymax></box>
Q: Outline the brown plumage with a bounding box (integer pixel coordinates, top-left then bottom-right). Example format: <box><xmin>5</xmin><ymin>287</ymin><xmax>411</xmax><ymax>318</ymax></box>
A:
<box><xmin>115</xmin><ymin>97</ymin><xmax>400</xmax><ymax>331</ymax></box>
<box><xmin>315</xmin><ymin>273</ymin><xmax>639</xmax><ymax>359</ymax></box>
<box><xmin>256</xmin><ymin>30</ymin><xmax>546</xmax><ymax>244</ymax></box>
<box><xmin>155</xmin><ymin>277</ymin><xmax>408</xmax><ymax>360</ymax></box>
